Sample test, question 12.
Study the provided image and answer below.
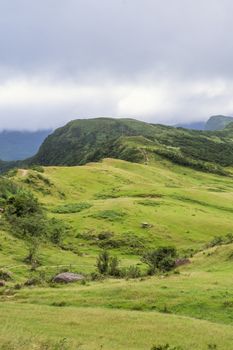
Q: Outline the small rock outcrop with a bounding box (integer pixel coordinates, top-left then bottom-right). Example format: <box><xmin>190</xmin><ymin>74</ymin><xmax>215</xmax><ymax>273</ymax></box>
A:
<box><xmin>141</xmin><ymin>222</ymin><xmax>153</xmax><ymax>229</ymax></box>
<box><xmin>53</xmin><ymin>272</ymin><xmax>85</xmax><ymax>284</ymax></box>
<box><xmin>0</xmin><ymin>280</ymin><xmax>6</xmax><ymax>287</ymax></box>
<box><xmin>0</xmin><ymin>269</ymin><xmax>12</xmax><ymax>281</ymax></box>
<box><xmin>175</xmin><ymin>258</ymin><xmax>191</xmax><ymax>267</ymax></box>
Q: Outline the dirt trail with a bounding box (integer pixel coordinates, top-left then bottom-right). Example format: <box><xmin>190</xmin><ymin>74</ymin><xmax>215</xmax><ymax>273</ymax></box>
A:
<box><xmin>18</xmin><ymin>169</ymin><xmax>29</xmax><ymax>177</ymax></box>
<box><xmin>140</xmin><ymin>148</ymin><xmax>149</xmax><ymax>164</ymax></box>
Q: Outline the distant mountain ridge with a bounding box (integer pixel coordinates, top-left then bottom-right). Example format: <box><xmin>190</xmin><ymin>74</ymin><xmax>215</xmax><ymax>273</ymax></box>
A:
<box><xmin>0</xmin><ymin>129</ymin><xmax>52</xmax><ymax>161</ymax></box>
<box><xmin>205</xmin><ymin>115</ymin><xmax>233</xmax><ymax>131</ymax></box>
<box><xmin>175</xmin><ymin>121</ymin><xmax>206</xmax><ymax>130</ymax></box>
<box><xmin>177</xmin><ymin>115</ymin><xmax>233</xmax><ymax>130</ymax></box>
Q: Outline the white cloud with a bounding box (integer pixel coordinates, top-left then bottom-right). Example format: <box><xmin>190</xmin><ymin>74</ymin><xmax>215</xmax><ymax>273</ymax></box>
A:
<box><xmin>1</xmin><ymin>75</ymin><xmax>233</xmax><ymax>130</ymax></box>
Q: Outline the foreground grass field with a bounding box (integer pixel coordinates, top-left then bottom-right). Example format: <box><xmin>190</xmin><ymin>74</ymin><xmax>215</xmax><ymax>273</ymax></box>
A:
<box><xmin>1</xmin><ymin>303</ymin><xmax>233</xmax><ymax>350</ymax></box>
<box><xmin>0</xmin><ymin>157</ymin><xmax>233</xmax><ymax>349</ymax></box>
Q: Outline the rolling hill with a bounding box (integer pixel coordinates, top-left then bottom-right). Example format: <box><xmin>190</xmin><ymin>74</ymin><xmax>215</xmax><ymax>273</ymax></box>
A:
<box><xmin>0</xmin><ymin>118</ymin><xmax>233</xmax><ymax>349</ymax></box>
<box><xmin>20</xmin><ymin>117</ymin><xmax>233</xmax><ymax>176</ymax></box>
<box><xmin>2</xmin><ymin>117</ymin><xmax>233</xmax><ymax>177</ymax></box>
<box><xmin>0</xmin><ymin>154</ymin><xmax>233</xmax><ymax>349</ymax></box>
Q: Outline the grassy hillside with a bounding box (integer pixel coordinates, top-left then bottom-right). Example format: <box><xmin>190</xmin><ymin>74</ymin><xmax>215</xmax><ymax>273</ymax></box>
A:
<box><xmin>0</xmin><ymin>158</ymin><xmax>233</xmax><ymax>349</ymax></box>
<box><xmin>14</xmin><ymin>158</ymin><xmax>233</xmax><ymax>251</ymax></box>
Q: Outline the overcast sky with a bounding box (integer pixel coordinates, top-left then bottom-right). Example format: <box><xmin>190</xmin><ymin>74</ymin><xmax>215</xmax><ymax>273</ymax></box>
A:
<box><xmin>1</xmin><ymin>0</ymin><xmax>233</xmax><ymax>130</ymax></box>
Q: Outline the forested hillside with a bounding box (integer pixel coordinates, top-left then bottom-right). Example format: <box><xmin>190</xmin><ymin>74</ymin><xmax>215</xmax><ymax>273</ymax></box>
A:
<box><xmin>26</xmin><ymin>117</ymin><xmax>233</xmax><ymax>175</ymax></box>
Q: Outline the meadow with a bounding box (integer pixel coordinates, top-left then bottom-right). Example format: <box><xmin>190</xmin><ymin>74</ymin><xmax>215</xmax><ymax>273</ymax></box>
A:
<box><xmin>0</xmin><ymin>157</ymin><xmax>233</xmax><ymax>349</ymax></box>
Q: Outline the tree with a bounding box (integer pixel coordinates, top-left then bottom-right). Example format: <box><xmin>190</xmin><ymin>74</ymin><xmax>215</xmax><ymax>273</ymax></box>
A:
<box><xmin>48</xmin><ymin>218</ymin><xmax>66</xmax><ymax>245</ymax></box>
<box><xmin>4</xmin><ymin>190</ymin><xmax>46</xmax><ymax>266</ymax></box>
<box><xmin>108</xmin><ymin>256</ymin><xmax>120</xmax><ymax>277</ymax></box>
<box><xmin>96</xmin><ymin>250</ymin><xmax>110</xmax><ymax>274</ymax></box>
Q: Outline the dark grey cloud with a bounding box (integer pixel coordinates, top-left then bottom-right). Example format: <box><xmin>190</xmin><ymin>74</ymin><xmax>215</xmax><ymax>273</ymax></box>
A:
<box><xmin>1</xmin><ymin>0</ymin><xmax>233</xmax><ymax>129</ymax></box>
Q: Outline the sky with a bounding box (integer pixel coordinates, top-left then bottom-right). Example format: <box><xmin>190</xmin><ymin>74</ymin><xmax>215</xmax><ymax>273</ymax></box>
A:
<box><xmin>1</xmin><ymin>0</ymin><xmax>233</xmax><ymax>130</ymax></box>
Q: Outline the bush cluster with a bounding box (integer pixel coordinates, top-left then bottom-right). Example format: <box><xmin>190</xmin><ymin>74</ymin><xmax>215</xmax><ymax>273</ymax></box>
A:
<box><xmin>142</xmin><ymin>247</ymin><xmax>177</xmax><ymax>275</ymax></box>
<box><xmin>2</xmin><ymin>186</ymin><xmax>67</xmax><ymax>265</ymax></box>
<box><xmin>206</xmin><ymin>233</ymin><xmax>233</xmax><ymax>248</ymax></box>
<box><xmin>96</xmin><ymin>250</ymin><xmax>141</xmax><ymax>279</ymax></box>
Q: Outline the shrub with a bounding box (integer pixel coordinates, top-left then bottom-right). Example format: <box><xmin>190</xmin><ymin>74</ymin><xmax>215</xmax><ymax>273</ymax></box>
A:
<box><xmin>90</xmin><ymin>272</ymin><xmax>105</xmax><ymax>281</ymax></box>
<box><xmin>143</xmin><ymin>247</ymin><xmax>177</xmax><ymax>275</ymax></box>
<box><xmin>108</xmin><ymin>256</ymin><xmax>121</xmax><ymax>277</ymax></box>
<box><xmin>4</xmin><ymin>189</ymin><xmax>68</xmax><ymax>265</ymax></box>
<box><xmin>151</xmin><ymin>345</ymin><xmax>183</xmax><ymax>350</ymax></box>
<box><xmin>137</xmin><ymin>199</ymin><xmax>160</xmax><ymax>207</ymax></box>
<box><xmin>52</xmin><ymin>202</ymin><xmax>92</xmax><ymax>214</ymax></box>
<box><xmin>47</xmin><ymin>218</ymin><xmax>66</xmax><ymax>245</ymax></box>
<box><xmin>5</xmin><ymin>190</ymin><xmax>42</xmax><ymax>219</ymax></box>
<box><xmin>24</xmin><ymin>237</ymin><xmax>41</xmax><ymax>266</ymax></box>
<box><xmin>30</xmin><ymin>165</ymin><xmax>44</xmax><ymax>173</ymax></box>
<box><xmin>96</xmin><ymin>250</ymin><xmax>110</xmax><ymax>274</ymax></box>
<box><xmin>98</xmin><ymin>231</ymin><xmax>113</xmax><ymax>240</ymax></box>
<box><xmin>98</xmin><ymin>238</ymin><xmax>120</xmax><ymax>249</ymax></box>
<box><xmin>206</xmin><ymin>233</ymin><xmax>233</xmax><ymax>248</ymax></box>
<box><xmin>91</xmin><ymin>210</ymin><xmax>125</xmax><ymax>221</ymax></box>
<box><xmin>121</xmin><ymin>265</ymin><xmax>141</xmax><ymax>279</ymax></box>
<box><xmin>0</xmin><ymin>269</ymin><xmax>12</xmax><ymax>281</ymax></box>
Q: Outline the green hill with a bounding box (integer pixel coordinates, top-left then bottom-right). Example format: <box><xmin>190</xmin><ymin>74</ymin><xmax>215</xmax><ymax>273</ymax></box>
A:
<box><xmin>1</xmin><ymin>119</ymin><xmax>233</xmax><ymax>349</ymax></box>
<box><xmin>2</xmin><ymin>117</ymin><xmax>233</xmax><ymax>176</ymax></box>
<box><xmin>0</xmin><ymin>156</ymin><xmax>233</xmax><ymax>349</ymax></box>
<box><xmin>21</xmin><ymin>117</ymin><xmax>233</xmax><ymax>175</ymax></box>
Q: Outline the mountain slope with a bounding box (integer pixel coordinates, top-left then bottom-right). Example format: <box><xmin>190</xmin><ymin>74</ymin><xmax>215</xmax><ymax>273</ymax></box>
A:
<box><xmin>205</xmin><ymin>115</ymin><xmax>233</xmax><ymax>131</ymax></box>
<box><xmin>175</xmin><ymin>121</ymin><xmax>206</xmax><ymax>130</ymax></box>
<box><xmin>27</xmin><ymin>117</ymin><xmax>233</xmax><ymax>174</ymax></box>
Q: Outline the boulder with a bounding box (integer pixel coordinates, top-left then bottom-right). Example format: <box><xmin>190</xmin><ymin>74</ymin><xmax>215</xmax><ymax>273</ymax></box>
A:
<box><xmin>53</xmin><ymin>272</ymin><xmax>85</xmax><ymax>284</ymax></box>
<box><xmin>175</xmin><ymin>258</ymin><xmax>191</xmax><ymax>267</ymax></box>
<box><xmin>0</xmin><ymin>269</ymin><xmax>12</xmax><ymax>281</ymax></box>
<box><xmin>0</xmin><ymin>280</ymin><xmax>6</xmax><ymax>287</ymax></box>
<box><xmin>141</xmin><ymin>222</ymin><xmax>153</xmax><ymax>229</ymax></box>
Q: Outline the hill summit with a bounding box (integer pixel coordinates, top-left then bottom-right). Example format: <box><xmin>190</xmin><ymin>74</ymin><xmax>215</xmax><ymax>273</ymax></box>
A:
<box><xmin>21</xmin><ymin>117</ymin><xmax>233</xmax><ymax>176</ymax></box>
<box><xmin>205</xmin><ymin>115</ymin><xmax>233</xmax><ymax>131</ymax></box>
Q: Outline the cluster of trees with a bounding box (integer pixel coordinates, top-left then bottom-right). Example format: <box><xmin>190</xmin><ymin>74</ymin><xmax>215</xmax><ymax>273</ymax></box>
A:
<box><xmin>96</xmin><ymin>246</ymin><xmax>178</xmax><ymax>279</ymax></box>
<box><xmin>1</xmin><ymin>183</ymin><xmax>66</xmax><ymax>266</ymax></box>
<box><xmin>154</xmin><ymin>148</ymin><xmax>228</xmax><ymax>176</ymax></box>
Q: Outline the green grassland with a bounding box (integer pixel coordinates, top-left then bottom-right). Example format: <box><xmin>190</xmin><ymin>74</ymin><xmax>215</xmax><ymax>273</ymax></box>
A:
<box><xmin>0</xmin><ymin>156</ymin><xmax>233</xmax><ymax>349</ymax></box>
<box><xmin>15</xmin><ymin>157</ymin><xmax>233</xmax><ymax>251</ymax></box>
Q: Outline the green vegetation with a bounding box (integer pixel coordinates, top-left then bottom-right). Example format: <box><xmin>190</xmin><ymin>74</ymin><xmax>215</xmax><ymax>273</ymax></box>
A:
<box><xmin>143</xmin><ymin>247</ymin><xmax>177</xmax><ymax>274</ymax></box>
<box><xmin>52</xmin><ymin>202</ymin><xmax>92</xmax><ymax>214</ymax></box>
<box><xmin>4</xmin><ymin>117</ymin><xmax>233</xmax><ymax>176</ymax></box>
<box><xmin>23</xmin><ymin>117</ymin><xmax>233</xmax><ymax>172</ymax></box>
<box><xmin>0</xmin><ymin>150</ymin><xmax>233</xmax><ymax>348</ymax></box>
